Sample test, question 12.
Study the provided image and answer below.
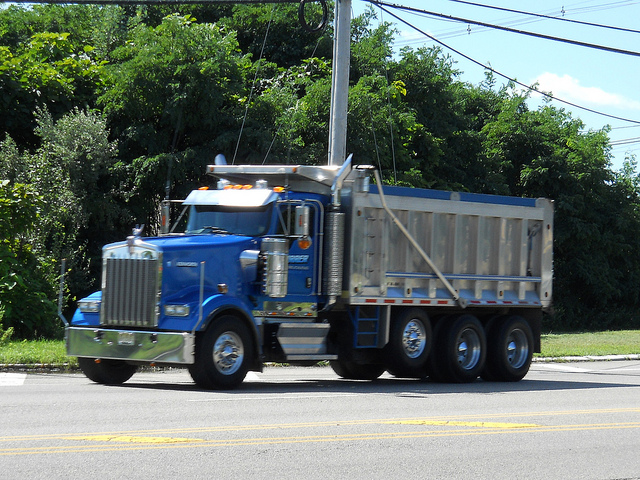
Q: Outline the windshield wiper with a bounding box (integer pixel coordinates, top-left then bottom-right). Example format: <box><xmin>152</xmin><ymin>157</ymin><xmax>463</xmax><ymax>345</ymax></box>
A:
<box><xmin>196</xmin><ymin>226</ymin><xmax>231</xmax><ymax>234</ymax></box>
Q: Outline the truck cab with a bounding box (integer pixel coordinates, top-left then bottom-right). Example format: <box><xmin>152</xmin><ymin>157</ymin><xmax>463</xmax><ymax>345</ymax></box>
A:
<box><xmin>67</xmin><ymin>163</ymin><xmax>350</xmax><ymax>388</ymax></box>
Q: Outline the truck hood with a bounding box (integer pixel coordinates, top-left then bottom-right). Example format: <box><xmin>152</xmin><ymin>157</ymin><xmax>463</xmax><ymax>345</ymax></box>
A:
<box><xmin>103</xmin><ymin>234</ymin><xmax>259</xmax><ymax>303</ymax></box>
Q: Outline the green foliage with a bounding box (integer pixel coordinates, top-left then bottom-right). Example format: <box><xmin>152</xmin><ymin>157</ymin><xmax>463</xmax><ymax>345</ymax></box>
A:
<box><xmin>99</xmin><ymin>14</ymin><xmax>250</xmax><ymax>159</ymax></box>
<box><xmin>1</xmin><ymin>107</ymin><xmax>124</xmax><ymax>310</ymax></box>
<box><xmin>0</xmin><ymin>4</ymin><xmax>639</xmax><ymax>334</ymax></box>
<box><xmin>0</xmin><ymin>26</ymin><xmax>104</xmax><ymax>145</ymax></box>
<box><xmin>220</xmin><ymin>4</ymin><xmax>332</xmax><ymax>68</ymax></box>
<box><xmin>0</xmin><ymin>181</ymin><xmax>59</xmax><ymax>339</ymax></box>
<box><xmin>0</xmin><ymin>306</ymin><xmax>14</xmax><ymax>346</ymax></box>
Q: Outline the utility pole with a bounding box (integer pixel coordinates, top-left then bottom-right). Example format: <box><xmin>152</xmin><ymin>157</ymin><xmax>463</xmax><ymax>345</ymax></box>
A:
<box><xmin>327</xmin><ymin>0</ymin><xmax>351</xmax><ymax>166</ymax></box>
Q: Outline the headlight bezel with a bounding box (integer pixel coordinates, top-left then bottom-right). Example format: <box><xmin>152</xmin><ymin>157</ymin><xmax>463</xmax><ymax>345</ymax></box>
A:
<box><xmin>78</xmin><ymin>300</ymin><xmax>101</xmax><ymax>313</ymax></box>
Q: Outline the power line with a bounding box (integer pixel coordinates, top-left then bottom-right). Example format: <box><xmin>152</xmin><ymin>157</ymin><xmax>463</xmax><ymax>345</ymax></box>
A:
<box><xmin>611</xmin><ymin>137</ymin><xmax>640</xmax><ymax>146</ymax></box>
<box><xmin>445</xmin><ymin>0</ymin><xmax>640</xmax><ymax>35</ymax></box>
<box><xmin>410</xmin><ymin>1</ymin><xmax>640</xmax><ymax>42</ymax></box>
<box><xmin>368</xmin><ymin>1</ymin><xmax>640</xmax><ymax>58</ymax></box>
<box><xmin>368</xmin><ymin>2</ymin><xmax>640</xmax><ymax>125</ymax></box>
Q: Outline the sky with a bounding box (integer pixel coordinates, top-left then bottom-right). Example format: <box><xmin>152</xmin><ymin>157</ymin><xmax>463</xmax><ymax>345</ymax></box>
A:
<box><xmin>352</xmin><ymin>0</ymin><xmax>640</xmax><ymax>171</ymax></box>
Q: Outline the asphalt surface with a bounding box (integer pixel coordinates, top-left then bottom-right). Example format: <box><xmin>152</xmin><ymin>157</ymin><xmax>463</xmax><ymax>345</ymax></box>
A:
<box><xmin>2</xmin><ymin>360</ymin><xmax>640</xmax><ymax>479</ymax></box>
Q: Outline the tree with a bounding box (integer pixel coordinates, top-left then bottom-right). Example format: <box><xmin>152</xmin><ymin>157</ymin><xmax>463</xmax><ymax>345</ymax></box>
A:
<box><xmin>98</xmin><ymin>14</ymin><xmax>250</xmax><ymax>161</ymax></box>
<box><xmin>1</xmin><ymin>107</ymin><xmax>124</xmax><ymax>306</ymax></box>
<box><xmin>220</xmin><ymin>4</ymin><xmax>332</xmax><ymax>69</ymax></box>
<box><xmin>0</xmin><ymin>29</ymin><xmax>103</xmax><ymax>147</ymax></box>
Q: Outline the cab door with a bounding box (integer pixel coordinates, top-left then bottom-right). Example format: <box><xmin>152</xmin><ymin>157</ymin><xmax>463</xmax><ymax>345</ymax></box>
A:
<box><xmin>276</xmin><ymin>202</ymin><xmax>319</xmax><ymax>297</ymax></box>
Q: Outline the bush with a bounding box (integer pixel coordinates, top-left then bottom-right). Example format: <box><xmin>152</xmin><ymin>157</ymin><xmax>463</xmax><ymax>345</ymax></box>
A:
<box><xmin>0</xmin><ymin>181</ymin><xmax>60</xmax><ymax>339</ymax></box>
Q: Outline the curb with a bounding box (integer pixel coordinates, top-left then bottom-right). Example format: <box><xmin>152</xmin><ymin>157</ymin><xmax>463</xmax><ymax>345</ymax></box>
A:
<box><xmin>0</xmin><ymin>364</ymin><xmax>80</xmax><ymax>372</ymax></box>
<box><xmin>2</xmin><ymin>355</ymin><xmax>640</xmax><ymax>373</ymax></box>
<box><xmin>532</xmin><ymin>354</ymin><xmax>640</xmax><ymax>363</ymax></box>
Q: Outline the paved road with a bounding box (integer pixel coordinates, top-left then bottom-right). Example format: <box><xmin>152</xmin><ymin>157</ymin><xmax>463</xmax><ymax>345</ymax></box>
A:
<box><xmin>2</xmin><ymin>361</ymin><xmax>640</xmax><ymax>480</ymax></box>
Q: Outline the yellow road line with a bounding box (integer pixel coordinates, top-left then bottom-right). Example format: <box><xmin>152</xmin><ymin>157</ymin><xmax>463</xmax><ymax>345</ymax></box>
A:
<box><xmin>2</xmin><ymin>407</ymin><xmax>640</xmax><ymax>443</ymax></box>
<box><xmin>65</xmin><ymin>435</ymin><xmax>202</xmax><ymax>444</ymax></box>
<box><xmin>2</xmin><ymin>422</ymin><xmax>640</xmax><ymax>456</ymax></box>
<box><xmin>384</xmin><ymin>420</ymin><xmax>540</xmax><ymax>428</ymax></box>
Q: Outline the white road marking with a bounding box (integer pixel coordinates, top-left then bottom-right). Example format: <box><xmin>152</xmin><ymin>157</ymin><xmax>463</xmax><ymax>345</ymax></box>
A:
<box><xmin>0</xmin><ymin>373</ymin><xmax>27</xmax><ymax>386</ymax></box>
<box><xmin>534</xmin><ymin>364</ymin><xmax>593</xmax><ymax>373</ymax></box>
<box><xmin>245</xmin><ymin>371</ymin><xmax>262</xmax><ymax>381</ymax></box>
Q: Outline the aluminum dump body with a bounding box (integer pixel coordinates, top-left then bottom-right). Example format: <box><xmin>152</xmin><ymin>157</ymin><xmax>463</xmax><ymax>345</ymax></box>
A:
<box><xmin>343</xmin><ymin>184</ymin><xmax>553</xmax><ymax>310</ymax></box>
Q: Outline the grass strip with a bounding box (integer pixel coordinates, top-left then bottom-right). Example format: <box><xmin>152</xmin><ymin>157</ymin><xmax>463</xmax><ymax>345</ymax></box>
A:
<box><xmin>538</xmin><ymin>330</ymin><xmax>640</xmax><ymax>358</ymax></box>
<box><xmin>0</xmin><ymin>339</ymin><xmax>78</xmax><ymax>368</ymax></box>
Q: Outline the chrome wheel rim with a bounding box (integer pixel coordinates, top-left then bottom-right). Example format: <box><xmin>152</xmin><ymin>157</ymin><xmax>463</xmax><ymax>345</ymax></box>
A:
<box><xmin>457</xmin><ymin>327</ymin><xmax>482</xmax><ymax>370</ymax></box>
<box><xmin>506</xmin><ymin>328</ymin><xmax>529</xmax><ymax>369</ymax></box>
<box><xmin>402</xmin><ymin>319</ymin><xmax>427</xmax><ymax>359</ymax></box>
<box><xmin>213</xmin><ymin>331</ymin><xmax>244</xmax><ymax>375</ymax></box>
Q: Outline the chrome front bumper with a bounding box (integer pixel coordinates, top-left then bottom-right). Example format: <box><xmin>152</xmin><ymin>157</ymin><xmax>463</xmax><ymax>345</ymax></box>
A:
<box><xmin>66</xmin><ymin>327</ymin><xmax>195</xmax><ymax>364</ymax></box>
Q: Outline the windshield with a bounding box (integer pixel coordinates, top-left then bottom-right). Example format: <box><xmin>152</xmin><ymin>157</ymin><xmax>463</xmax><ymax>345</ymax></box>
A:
<box><xmin>185</xmin><ymin>204</ymin><xmax>272</xmax><ymax>236</ymax></box>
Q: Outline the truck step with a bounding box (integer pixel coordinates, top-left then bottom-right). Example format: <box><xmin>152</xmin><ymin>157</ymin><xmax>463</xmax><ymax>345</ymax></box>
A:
<box><xmin>276</xmin><ymin>323</ymin><xmax>331</xmax><ymax>356</ymax></box>
<box><xmin>286</xmin><ymin>354</ymin><xmax>338</xmax><ymax>361</ymax></box>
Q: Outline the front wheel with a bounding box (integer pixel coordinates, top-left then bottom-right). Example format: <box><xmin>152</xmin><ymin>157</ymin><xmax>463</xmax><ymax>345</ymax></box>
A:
<box><xmin>78</xmin><ymin>357</ymin><xmax>137</xmax><ymax>385</ymax></box>
<box><xmin>188</xmin><ymin>315</ymin><xmax>254</xmax><ymax>390</ymax></box>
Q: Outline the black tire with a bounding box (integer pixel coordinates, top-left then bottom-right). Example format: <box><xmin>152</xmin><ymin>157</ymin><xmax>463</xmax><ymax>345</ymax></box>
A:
<box><xmin>330</xmin><ymin>359</ymin><xmax>385</xmax><ymax>380</ymax></box>
<box><xmin>77</xmin><ymin>357</ymin><xmax>137</xmax><ymax>385</ymax></box>
<box><xmin>481</xmin><ymin>315</ymin><xmax>533</xmax><ymax>382</ymax></box>
<box><xmin>384</xmin><ymin>309</ymin><xmax>432</xmax><ymax>378</ymax></box>
<box><xmin>432</xmin><ymin>314</ymin><xmax>486</xmax><ymax>383</ymax></box>
<box><xmin>188</xmin><ymin>315</ymin><xmax>254</xmax><ymax>390</ymax></box>
<box><xmin>425</xmin><ymin>317</ymin><xmax>448</xmax><ymax>382</ymax></box>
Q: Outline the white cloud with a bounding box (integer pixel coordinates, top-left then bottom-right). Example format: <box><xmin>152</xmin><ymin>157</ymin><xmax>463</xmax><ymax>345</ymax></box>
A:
<box><xmin>395</xmin><ymin>28</ymin><xmax>429</xmax><ymax>46</ymax></box>
<box><xmin>532</xmin><ymin>73</ymin><xmax>640</xmax><ymax>111</ymax></box>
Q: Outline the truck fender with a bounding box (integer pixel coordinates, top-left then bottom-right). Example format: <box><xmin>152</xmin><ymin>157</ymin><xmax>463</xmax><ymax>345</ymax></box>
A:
<box><xmin>195</xmin><ymin>295</ymin><xmax>262</xmax><ymax>371</ymax></box>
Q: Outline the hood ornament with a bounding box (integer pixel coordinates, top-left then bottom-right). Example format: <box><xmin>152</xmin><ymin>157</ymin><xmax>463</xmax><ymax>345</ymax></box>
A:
<box><xmin>127</xmin><ymin>224</ymin><xmax>145</xmax><ymax>255</ymax></box>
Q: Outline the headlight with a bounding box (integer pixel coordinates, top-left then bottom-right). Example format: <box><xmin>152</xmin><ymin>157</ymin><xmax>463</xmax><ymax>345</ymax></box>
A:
<box><xmin>78</xmin><ymin>300</ymin><xmax>101</xmax><ymax>313</ymax></box>
<box><xmin>164</xmin><ymin>305</ymin><xmax>190</xmax><ymax>317</ymax></box>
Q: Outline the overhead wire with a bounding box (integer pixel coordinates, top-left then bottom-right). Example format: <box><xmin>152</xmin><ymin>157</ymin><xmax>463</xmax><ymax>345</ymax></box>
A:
<box><xmin>368</xmin><ymin>1</ymin><xmax>640</xmax><ymax>58</ymax></box>
<box><xmin>610</xmin><ymin>137</ymin><xmax>640</xmax><ymax>146</ymax></box>
<box><xmin>232</xmin><ymin>3</ymin><xmax>277</xmax><ymax>164</ymax></box>
<box><xmin>365</xmin><ymin>1</ymin><xmax>640</xmax><ymax>126</ymax></box>
<box><xmin>444</xmin><ymin>0</ymin><xmax>640</xmax><ymax>35</ymax></box>
<box><xmin>262</xmin><ymin>15</ymin><xmax>328</xmax><ymax>164</ymax></box>
<box><xmin>397</xmin><ymin>1</ymin><xmax>640</xmax><ymax>43</ymax></box>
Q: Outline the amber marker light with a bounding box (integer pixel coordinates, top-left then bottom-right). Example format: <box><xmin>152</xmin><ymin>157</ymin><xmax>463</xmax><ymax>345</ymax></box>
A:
<box><xmin>297</xmin><ymin>237</ymin><xmax>312</xmax><ymax>250</ymax></box>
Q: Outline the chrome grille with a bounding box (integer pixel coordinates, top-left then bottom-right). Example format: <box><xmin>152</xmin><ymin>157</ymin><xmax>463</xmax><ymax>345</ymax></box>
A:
<box><xmin>101</xmin><ymin>258</ymin><xmax>160</xmax><ymax>327</ymax></box>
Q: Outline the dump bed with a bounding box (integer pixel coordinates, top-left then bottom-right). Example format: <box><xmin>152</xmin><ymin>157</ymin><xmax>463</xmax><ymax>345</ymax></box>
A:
<box><xmin>343</xmin><ymin>184</ymin><xmax>553</xmax><ymax>309</ymax></box>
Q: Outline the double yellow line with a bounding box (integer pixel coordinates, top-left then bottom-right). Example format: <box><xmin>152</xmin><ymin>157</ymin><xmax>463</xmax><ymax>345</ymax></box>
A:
<box><xmin>2</xmin><ymin>408</ymin><xmax>640</xmax><ymax>456</ymax></box>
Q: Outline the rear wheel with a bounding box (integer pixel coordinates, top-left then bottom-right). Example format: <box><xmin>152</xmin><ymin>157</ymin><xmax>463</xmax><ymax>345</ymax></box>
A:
<box><xmin>482</xmin><ymin>316</ymin><xmax>533</xmax><ymax>382</ymax></box>
<box><xmin>330</xmin><ymin>359</ymin><xmax>385</xmax><ymax>380</ymax></box>
<box><xmin>429</xmin><ymin>314</ymin><xmax>486</xmax><ymax>383</ymax></box>
<box><xmin>384</xmin><ymin>309</ymin><xmax>432</xmax><ymax>378</ymax></box>
<box><xmin>188</xmin><ymin>315</ymin><xmax>254</xmax><ymax>390</ymax></box>
<box><xmin>78</xmin><ymin>357</ymin><xmax>137</xmax><ymax>385</ymax></box>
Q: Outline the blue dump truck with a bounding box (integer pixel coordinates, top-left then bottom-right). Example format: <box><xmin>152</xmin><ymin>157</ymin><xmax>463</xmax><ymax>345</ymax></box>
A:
<box><xmin>66</xmin><ymin>157</ymin><xmax>553</xmax><ymax>389</ymax></box>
